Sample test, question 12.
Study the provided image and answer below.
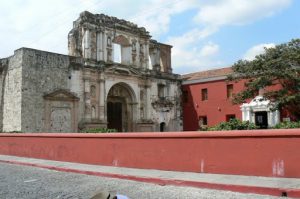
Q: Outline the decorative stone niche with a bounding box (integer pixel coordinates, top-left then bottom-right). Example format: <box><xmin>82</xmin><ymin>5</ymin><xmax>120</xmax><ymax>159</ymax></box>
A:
<box><xmin>43</xmin><ymin>89</ymin><xmax>79</xmax><ymax>132</ymax></box>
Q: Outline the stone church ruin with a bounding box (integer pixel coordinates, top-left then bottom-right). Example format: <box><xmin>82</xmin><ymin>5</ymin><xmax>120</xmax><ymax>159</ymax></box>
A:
<box><xmin>0</xmin><ymin>11</ymin><xmax>182</xmax><ymax>133</ymax></box>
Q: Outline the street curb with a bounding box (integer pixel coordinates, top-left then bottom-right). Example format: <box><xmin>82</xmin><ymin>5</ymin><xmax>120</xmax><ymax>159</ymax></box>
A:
<box><xmin>1</xmin><ymin>159</ymin><xmax>300</xmax><ymax>198</ymax></box>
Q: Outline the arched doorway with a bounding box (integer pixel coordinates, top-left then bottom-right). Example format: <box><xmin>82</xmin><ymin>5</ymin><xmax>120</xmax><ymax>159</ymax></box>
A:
<box><xmin>160</xmin><ymin>122</ymin><xmax>166</xmax><ymax>132</ymax></box>
<box><xmin>106</xmin><ymin>83</ymin><xmax>136</xmax><ymax>132</ymax></box>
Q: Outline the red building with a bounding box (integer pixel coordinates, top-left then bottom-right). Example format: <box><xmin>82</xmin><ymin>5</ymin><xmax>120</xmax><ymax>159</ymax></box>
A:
<box><xmin>182</xmin><ymin>67</ymin><xmax>293</xmax><ymax>131</ymax></box>
<box><xmin>182</xmin><ymin>67</ymin><xmax>245</xmax><ymax>130</ymax></box>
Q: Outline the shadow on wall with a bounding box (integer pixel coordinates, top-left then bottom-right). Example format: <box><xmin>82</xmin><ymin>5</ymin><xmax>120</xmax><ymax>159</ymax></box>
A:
<box><xmin>182</xmin><ymin>86</ymin><xmax>199</xmax><ymax>131</ymax></box>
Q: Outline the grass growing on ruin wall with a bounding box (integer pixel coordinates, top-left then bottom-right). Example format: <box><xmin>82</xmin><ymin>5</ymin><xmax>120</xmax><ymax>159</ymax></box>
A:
<box><xmin>80</xmin><ymin>128</ymin><xmax>118</xmax><ymax>133</ymax></box>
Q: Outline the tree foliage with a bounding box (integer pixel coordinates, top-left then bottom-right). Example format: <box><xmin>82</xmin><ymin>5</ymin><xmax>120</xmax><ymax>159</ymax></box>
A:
<box><xmin>228</xmin><ymin>39</ymin><xmax>300</xmax><ymax>120</ymax></box>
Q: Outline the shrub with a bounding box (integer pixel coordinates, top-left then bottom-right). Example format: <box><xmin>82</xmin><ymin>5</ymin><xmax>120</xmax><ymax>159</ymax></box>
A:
<box><xmin>206</xmin><ymin>118</ymin><xmax>257</xmax><ymax>131</ymax></box>
<box><xmin>81</xmin><ymin>128</ymin><xmax>117</xmax><ymax>133</ymax></box>
<box><xmin>273</xmin><ymin>121</ymin><xmax>300</xmax><ymax>129</ymax></box>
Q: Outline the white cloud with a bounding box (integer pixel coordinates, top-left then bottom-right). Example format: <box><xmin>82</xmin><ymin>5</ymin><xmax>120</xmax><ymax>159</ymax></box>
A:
<box><xmin>0</xmin><ymin>0</ymin><xmax>94</xmax><ymax>57</ymax></box>
<box><xmin>194</xmin><ymin>0</ymin><xmax>292</xmax><ymax>27</ymax></box>
<box><xmin>200</xmin><ymin>43</ymin><xmax>219</xmax><ymax>57</ymax></box>
<box><xmin>168</xmin><ymin>30</ymin><xmax>222</xmax><ymax>73</ymax></box>
<box><xmin>0</xmin><ymin>0</ymin><xmax>199</xmax><ymax>57</ymax></box>
<box><xmin>130</xmin><ymin>0</ymin><xmax>200</xmax><ymax>37</ymax></box>
<box><xmin>243</xmin><ymin>43</ymin><xmax>275</xmax><ymax>61</ymax></box>
<box><xmin>0</xmin><ymin>0</ymin><xmax>293</xmax><ymax>74</ymax></box>
<box><xmin>168</xmin><ymin>0</ymin><xmax>291</xmax><ymax>73</ymax></box>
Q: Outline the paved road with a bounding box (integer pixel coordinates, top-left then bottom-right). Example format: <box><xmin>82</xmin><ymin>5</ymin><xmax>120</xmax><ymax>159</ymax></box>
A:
<box><xmin>0</xmin><ymin>162</ymin><xmax>285</xmax><ymax>199</ymax></box>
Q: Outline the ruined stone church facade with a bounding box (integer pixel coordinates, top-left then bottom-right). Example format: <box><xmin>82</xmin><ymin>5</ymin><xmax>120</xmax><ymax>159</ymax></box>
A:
<box><xmin>0</xmin><ymin>11</ymin><xmax>182</xmax><ymax>133</ymax></box>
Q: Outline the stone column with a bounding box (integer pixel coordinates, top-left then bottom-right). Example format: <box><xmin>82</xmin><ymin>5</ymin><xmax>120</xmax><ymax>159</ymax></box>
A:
<box><xmin>241</xmin><ymin>105</ymin><xmax>251</xmax><ymax>121</ymax></box>
<box><xmin>241</xmin><ymin>107</ymin><xmax>245</xmax><ymax>121</ymax></box>
<box><xmin>73</xmin><ymin>101</ymin><xmax>79</xmax><ymax>132</ymax></box>
<box><xmin>145</xmin><ymin>82</ymin><xmax>152</xmax><ymax>120</ymax></box>
<box><xmin>96</xmin><ymin>32</ymin><xmax>103</xmax><ymax>61</ymax></box>
<box><xmin>84</xmin><ymin>29</ymin><xmax>91</xmax><ymax>59</ymax></box>
<box><xmin>249</xmin><ymin>110</ymin><xmax>255</xmax><ymax>124</ymax></box>
<box><xmin>269</xmin><ymin>109</ymin><xmax>280</xmax><ymax>127</ymax></box>
<box><xmin>268</xmin><ymin>111</ymin><xmax>272</xmax><ymax>127</ymax></box>
<box><xmin>98</xmin><ymin>73</ymin><xmax>105</xmax><ymax>121</ymax></box>
<box><xmin>138</xmin><ymin>41</ymin><xmax>144</xmax><ymax>68</ymax></box>
<box><xmin>83</xmin><ymin>71</ymin><xmax>91</xmax><ymax>120</ymax></box>
<box><xmin>144</xmin><ymin>41</ymin><xmax>149</xmax><ymax>69</ymax></box>
<box><xmin>275</xmin><ymin>110</ymin><xmax>280</xmax><ymax>125</ymax></box>
<box><xmin>103</xmin><ymin>33</ymin><xmax>107</xmax><ymax>61</ymax></box>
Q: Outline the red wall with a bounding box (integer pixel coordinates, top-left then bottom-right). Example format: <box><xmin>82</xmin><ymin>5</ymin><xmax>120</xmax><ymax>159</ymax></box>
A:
<box><xmin>182</xmin><ymin>80</ymin><xmax>246</xmax><ymax>131</ymax></box>
<box><xmin>1</xmin><ymin>130</ymin><xmax>300</xmax><ymax>178</ymax></box>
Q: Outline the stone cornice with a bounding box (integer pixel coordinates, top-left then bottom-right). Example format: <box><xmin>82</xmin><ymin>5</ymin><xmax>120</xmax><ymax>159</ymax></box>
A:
<box><xmin>76</xmin><ymin>11</ymin><xmax>151</xmax><ymax>38</ymax></box>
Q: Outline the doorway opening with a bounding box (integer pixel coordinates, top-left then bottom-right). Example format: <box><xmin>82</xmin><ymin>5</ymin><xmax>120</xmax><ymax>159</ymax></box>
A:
<box><xmin>255</xmin><ymin>111</ymin><xmax>268</xmax><ymax>129</ymax></box>
<box><xmin>160</xmin><ymin>122</ymin><xmax>166</xmax><ymax>132</ymax></box>
<box><xmin>107</xmin><ymin>102</ymin><xmax>123</xmax><ymax>132</ymax></box>
<box><xmin>106</xmin><ymin>83</ymin><xmax>136</xmax><ymax>132</ymax></box>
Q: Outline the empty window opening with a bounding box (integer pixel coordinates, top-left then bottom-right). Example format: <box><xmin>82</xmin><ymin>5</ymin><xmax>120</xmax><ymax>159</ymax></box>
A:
<box><xmin>226</xmin><ymin>114</ymin><xmax>236</xmax><ymax>122</ymax></box>
<box><xmin>113</xmin><ymin>43</ymin><xmax>121</xmax><ymax>63</ymax></box>
<box><xmin>199</xmin><ymin>116</ymin><xmax>208</xmax><ymax>126</ymax></box>
<box><xmin>158</xmin><ymin>84</ymin><xmax>165</xmax><ymax>99</ymax></box>
<box><xmin>227</xmin><ymin>84</ymin><xmax>233</xmax><ymax>99</ymax></box>
<box><xmin>281</xmin><ymin>192</ymin><xmax>288</xmax><ymax>197</ymax></box>
<box><xmin>201</xmin><ymin>88</ymin><xmax>208</xmax><ymax>101</ymax></box>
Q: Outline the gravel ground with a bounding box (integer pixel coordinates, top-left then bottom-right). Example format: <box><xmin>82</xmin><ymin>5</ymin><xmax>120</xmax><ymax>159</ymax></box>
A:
<box><xmin>0</xmin><ymin>162</ymin><xmax>287</xmax><ymax>199</ymax></box>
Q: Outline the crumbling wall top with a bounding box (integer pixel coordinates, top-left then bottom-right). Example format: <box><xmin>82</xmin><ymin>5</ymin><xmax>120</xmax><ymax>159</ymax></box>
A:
<box><xmin>74</xmin><ymin>11</ymin><xmax>150</xmax><ymax>38</ymax></box>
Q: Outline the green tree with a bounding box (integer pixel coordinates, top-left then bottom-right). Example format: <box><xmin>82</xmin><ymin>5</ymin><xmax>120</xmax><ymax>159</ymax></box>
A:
<box><xmin>228</xmin><ymin>39</ymin><xmax>300</xmax><ymax>120</ymax></box>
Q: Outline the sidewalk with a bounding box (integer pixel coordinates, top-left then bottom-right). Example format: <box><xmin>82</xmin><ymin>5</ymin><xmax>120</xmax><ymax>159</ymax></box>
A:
<box><xmin>0</xmin><ymin>154</ymin><xmax>299</xmax><ymax>198</ymax></box>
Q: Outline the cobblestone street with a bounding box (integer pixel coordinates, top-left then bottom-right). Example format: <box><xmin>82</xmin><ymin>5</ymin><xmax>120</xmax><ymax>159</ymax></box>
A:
<box><xmin>0</xmin><ymin>162</ymin><xmax>286</xmax><ymax>199</ymax></box>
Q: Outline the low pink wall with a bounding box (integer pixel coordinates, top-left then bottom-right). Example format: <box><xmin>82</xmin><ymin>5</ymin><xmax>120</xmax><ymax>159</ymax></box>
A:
<box><xmin>0</xmin><ymin>129</ymin><xmax>300</xmax><ymax>178</ymax></box>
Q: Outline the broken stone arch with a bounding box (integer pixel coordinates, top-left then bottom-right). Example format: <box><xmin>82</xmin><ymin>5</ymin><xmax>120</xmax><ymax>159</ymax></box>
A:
<box><xmin>112</xmin><ymin>35</ymin><xmax>130</xmax><ymax>46</ymax></box>
<box><xmin>106</xmin><ymin>82</ymin><xmax>137</xmax><ymax>132</ymax></box>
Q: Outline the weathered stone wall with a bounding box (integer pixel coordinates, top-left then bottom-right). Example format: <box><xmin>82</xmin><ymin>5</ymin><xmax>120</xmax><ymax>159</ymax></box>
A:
<box><xmin>68</xmin><ymin>11</ymin><xmax>151</xmax><ymax>69</ymax></box>
<box><xmin>2</xmin><ymin>50</ymin><xmax>23</xmax><ymax>132</ymax></box>
<box><xmin>69</xmin><ymin>69</ymin><xmax>85</xmax><ymax>126</ymax></box>
<box><xmin>0</xmin><ymin>11</ymin><xmax>182</xmax><ymax>133</ymax></box>
<box><xmin>149</xmin><ymin>78</ymin><xmax>182</xmax><ymax>131</ymax></box>
<box><xmin>0</xmin><ymin>59</ymin><xmax>7</xmax><ymax>131</ymax></box>
<box><xmin>20</xmin><ymin>48</ymin><xmax>72</xmax><ymax>132</ymax></box>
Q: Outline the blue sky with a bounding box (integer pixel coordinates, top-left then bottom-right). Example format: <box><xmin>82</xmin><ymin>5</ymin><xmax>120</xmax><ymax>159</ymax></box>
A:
<box><xmin>0</xmin><ymin>0</ymin><xmax>299</xmax><ymax>74</ymax></box>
